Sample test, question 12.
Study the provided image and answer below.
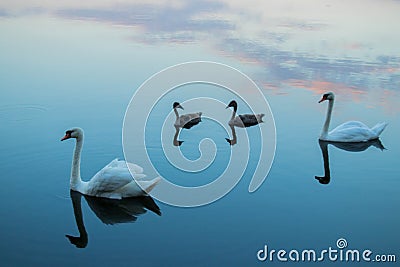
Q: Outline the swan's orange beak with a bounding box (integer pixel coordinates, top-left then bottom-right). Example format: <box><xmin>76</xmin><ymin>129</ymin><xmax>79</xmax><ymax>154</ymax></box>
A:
<box><xmin>61</xmin><ymin>133</ymin><xmax>71</xmax><ymax>141</ymax></box>
<box><xmin>318</xmin><ymin>96</ymin><xmax>327</xmax><ymax>103</ymax></box>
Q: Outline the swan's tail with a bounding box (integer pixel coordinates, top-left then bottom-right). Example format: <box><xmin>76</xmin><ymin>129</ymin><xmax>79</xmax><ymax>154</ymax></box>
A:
<box><xmin>258</xmin><ymin>114</ymin><xmax>265</xmax><ymax>123</ymax></box>
<box><xmin>138</xmin><ymin>177</ymin><xmax>161</xmax><ymax>194</ymax></box>
<box><xmin>371</xmin><ymin>122</ymin><xmax>388</xmax><ymax>137</ymax></box>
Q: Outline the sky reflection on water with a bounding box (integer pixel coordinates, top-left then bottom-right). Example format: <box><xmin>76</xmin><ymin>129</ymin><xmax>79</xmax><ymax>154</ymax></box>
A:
<box><xmin>2</xmin><ymin>0</ymin><xmax>399</xmax><ymax>92</ymax></box>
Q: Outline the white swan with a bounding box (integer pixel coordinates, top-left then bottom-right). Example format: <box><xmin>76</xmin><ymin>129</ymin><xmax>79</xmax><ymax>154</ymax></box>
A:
<box><xmin>173</xmin><ymin>102</ymin><xmax>202</xmax><ymax>129</ymax></box>
<box><xmin>318</xmin><ymin>92</ymin><xmax>387</xmax><ymax>142</ymax></box>
<box><xmin>226</xmin><ymin>100</ymin><xmax>264</xmax><ymax>128</ymax></box>
<box><xmin>61</xmin><ymin>128</ymin><xmax>160</xmax><ymax>199</ymax></box>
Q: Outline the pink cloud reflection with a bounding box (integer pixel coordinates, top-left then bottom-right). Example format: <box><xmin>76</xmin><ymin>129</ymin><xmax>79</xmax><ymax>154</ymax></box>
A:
<box><xmin>284</xmin><ymin>79</ymin><xmax>400</xmax><ymax>114</ymax></box>
<box><xmin>286</xmin><ymin>79</ymin><xmax>365</xmax><ymax>101</ymax></box>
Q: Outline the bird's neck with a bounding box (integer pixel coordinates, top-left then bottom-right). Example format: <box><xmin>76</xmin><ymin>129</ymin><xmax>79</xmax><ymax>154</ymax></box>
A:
<box><xmin>230</xmin><ymin>106</ymin><xmax>237</xmax><ymax>120</ymax></box>
<box><xmin>174</xmin><ymin>108</ymin><xmax>179</xmax><ymax>120</ymax></box>
<box><xmin>71</xmin><ymin>136</ymin><xmax>83</xmax><ymax>190</ymax></box>
<box><xmin>321</xmin><ymin>99</ymin><xmax>334</xmax><ymax>139</ymax></box>
<box><xmin>230</xmin><ymin>125</ymin><xmax>237</xmax><ymax>145</ymax></box>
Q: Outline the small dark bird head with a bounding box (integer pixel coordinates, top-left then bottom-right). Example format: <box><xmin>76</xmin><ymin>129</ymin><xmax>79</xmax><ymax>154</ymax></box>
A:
<box><xmin>226</xmin><ymin>100</ymin><xmax>238</xmax><ymax>109</ymax></box>
<box><xmin>225</xmin><ymin>138</ymin><xmax>237</xmax><ymax>146</ymax></box>
<box><xmin>315</xmin><ymin>175</ymin><xmax>330</xmax><ymax>184</ymax></box>
<box><xmin>173</xmin><ymin>102</ymin><xmax>184</xmax><ymax>110</ymax></box>
<box><xmin>65</xmin><ymin>234</ymin><xmax>88</xmax><ymax>248</ymax></box>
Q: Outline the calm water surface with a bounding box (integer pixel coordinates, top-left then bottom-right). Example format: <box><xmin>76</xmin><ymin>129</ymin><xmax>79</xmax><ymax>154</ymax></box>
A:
<box><xmin>0</xmin><ymin>1</ymin><xmax>399</xmax><ymax>266</ymax></box>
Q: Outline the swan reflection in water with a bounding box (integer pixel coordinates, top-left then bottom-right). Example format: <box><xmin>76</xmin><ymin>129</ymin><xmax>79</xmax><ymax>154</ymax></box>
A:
<box><xmin>173</xmin><ymin>125</ymin><xmax>184</xmax><ymax>146</ymax></box>
<box><xmin>66</xmin><ymin>190</ymin><xmax>161</xmax><ymax>248</ymax></box>
<box><xmin>315</xmin><ymin>139</ymin><xmax>386</xmax><ymax>184</ymax></box>
<box><xmin>225</xmin><ymin>125</ymin><xmax>238</xmax><ymax>146</ymax></box>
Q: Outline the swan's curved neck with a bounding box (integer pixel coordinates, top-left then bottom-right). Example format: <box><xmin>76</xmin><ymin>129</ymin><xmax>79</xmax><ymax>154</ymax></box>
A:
<box><xmin>321</xmin><ymin>99</ymin><xmax>334</xmax><ymax>139</ymax></box>
<box><xmin>174</xmin><ymin>108</ymin><xmax>179</xmax><ymax>120</ymax></box>
<box><xmin>71</xmin><ymin>135</ymin><xmax>83</xmax><ymax>190</ymax></box>
<box><xmin>230</xmin><ymin>105</ymin><xmax>237</xmax><ymax>120</ymax></box>
<box><xmin>230</xmin><ymin>125</ymin><xmax>237</xmax><ymax>144</ymax></box>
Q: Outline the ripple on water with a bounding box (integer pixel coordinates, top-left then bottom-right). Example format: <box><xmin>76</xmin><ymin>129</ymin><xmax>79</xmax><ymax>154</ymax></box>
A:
<box><xmin>0</xmin><ymin>104</ymin><xmax>49</xmax><ymax>122</ymax></box>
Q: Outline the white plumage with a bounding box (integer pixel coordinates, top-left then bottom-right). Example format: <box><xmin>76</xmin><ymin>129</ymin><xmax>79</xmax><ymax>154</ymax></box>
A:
<box><xmin>318</xmin><ymin>92</ymin><xmax>387</xmax><ymax>142</ymax></box>
<box><xmin>61</xmin><ymin>128</ymin><xmax>160</xmax><ymax>199</ymax></box>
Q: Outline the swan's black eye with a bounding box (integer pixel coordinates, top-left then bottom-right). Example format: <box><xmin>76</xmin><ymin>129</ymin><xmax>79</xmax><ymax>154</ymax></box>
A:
<box><xmin>66</xmin><ymin>130</ymin><xmax>73</xmax><ymax>135</ymax></box>
<box><xmin>323</xmin><ymin>94</ymin><xmax>329</xmax><ymax>98</ymax></box>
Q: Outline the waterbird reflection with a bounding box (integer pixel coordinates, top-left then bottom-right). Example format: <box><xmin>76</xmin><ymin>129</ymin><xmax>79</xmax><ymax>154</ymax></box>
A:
<box><xmin>66</xmin><ymin>190</ymin><xmax>161</xmax><ymax>248</ymax></box>
<box><xmin>173</xmin><ymin>125</ymin><xmax>184</xmax><ymax>146</ymax></box>
<box><xmin>225</xmin><ymin>125</ymin><xmax>237</xmax><ymax>146</ymax></box>
<box><xmin>315</xmin><ymin>139</ymin><xmax>386</xmax><ymax>185</ymax></box>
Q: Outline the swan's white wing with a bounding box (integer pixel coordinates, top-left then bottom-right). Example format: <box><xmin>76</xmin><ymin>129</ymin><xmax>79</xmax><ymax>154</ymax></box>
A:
<box><xmin>108</xmin><ymin>159</ymin><xmax>144</xmax><ymax>175</ymax></box>
<box><xmin>328</xmin><ymin>121</ymin><xmax>375</xmax><ymax>142</ymax></box>
<box><xmin>87</xmin><ymin>159</ymin><xmax>138</xmax><ymax>194</ymax></box>
<box><xmin>330</xmin><ymin>121</ymin><xmax>369</xmax><ymax>132</ymax></box>
<box><xmin>126</xmin><ymin>162</ymin><xmax>146</xmax><ymax>180</ymax></box>
<box><xmin>371</xmin><ymin>122</ymin><xmax>388</xmax><ymax>136</ymax></box>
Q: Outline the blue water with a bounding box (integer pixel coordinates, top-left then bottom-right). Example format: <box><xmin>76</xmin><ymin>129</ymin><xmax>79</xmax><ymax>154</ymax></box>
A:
<box><xmin>1</xmin><ymin>2</ymin><xmax>399</xmax><ymax>266</ymax></box>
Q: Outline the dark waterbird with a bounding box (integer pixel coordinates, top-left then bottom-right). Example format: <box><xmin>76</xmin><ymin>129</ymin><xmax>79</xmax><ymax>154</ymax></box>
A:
<box><xmin>226</xmin><ymin>100</ymin><xmax>264</xmax><ymax>128</ymax></box>
<box><xmin>173</xmin><ymin>102</ymin><xmax>202</xmax><ymax>129</ymax></box>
